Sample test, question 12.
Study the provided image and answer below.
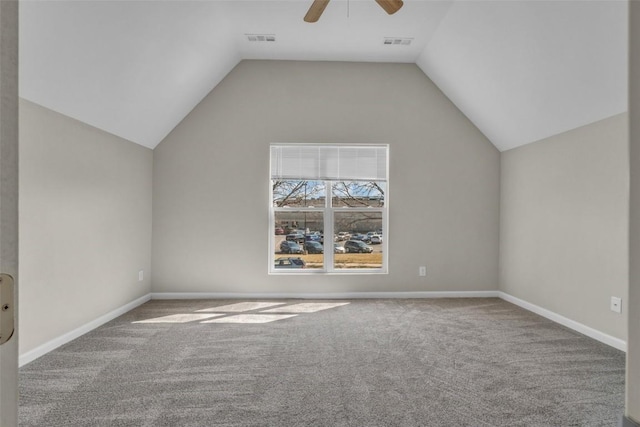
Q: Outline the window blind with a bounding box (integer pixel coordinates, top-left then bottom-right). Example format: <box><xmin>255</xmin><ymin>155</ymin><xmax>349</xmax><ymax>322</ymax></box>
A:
<box><xmin>270</xmin><ymin>144</ymin><xmax>388</xmax><ymax>181</ymax></box>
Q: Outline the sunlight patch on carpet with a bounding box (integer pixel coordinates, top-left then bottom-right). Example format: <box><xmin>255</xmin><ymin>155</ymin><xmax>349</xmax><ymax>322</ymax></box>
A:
<box><xmin>196</xmin><ymin>302</ymin><xmax>286</xmax><ymax>313</ymax></box>
<box><xmin>261</xmin><ymin>302</ymin><xmax>350</xmax><ymax>313</ymax></box>
<box><xmin>133</xmin><ymin>314</ymin><xmax>224</xmax><ymax>323</ymax></box>
<box><xmin>201</xmin><ymin>314</ymin><xmax>298</xmax><ymax>324</ymax></box>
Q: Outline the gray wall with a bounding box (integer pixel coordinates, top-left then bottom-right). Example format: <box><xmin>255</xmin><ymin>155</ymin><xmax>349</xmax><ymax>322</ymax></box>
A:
<box><xmin>628</xmin><ymin>0</ymin><xmax>640</xmax><ymax>420</ymax></box>
<box><xmin>152</xmin><ymin>60</ymin><xmax>500</xmax><ymax>294</ymax></box>
<box><xmin>19</xmin><ymin>99</ymin><xmax>153</xmax><ymax>355</ymax></box>
<box><xmin>500</xmin><ymin>113</ymin><xmax>628</xmax><ymax>341</ymax></box>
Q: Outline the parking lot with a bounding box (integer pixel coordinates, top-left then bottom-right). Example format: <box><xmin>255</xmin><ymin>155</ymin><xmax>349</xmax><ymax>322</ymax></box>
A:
<box><xmin>274</xmin><ymin>233</ymin><xmax>383</xmax><ymax>269</ymax></box>
<box><xmin>274</xmin><ymin>234</ymin><xmax>383</xmax><ymax>254</ymax></box>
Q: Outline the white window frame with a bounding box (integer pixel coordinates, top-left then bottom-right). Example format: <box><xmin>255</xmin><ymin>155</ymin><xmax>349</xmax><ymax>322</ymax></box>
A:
<box><xmin>269</xmin><ymin>144</ymin><xmax>389</xmax><ymax>275</ymax></box>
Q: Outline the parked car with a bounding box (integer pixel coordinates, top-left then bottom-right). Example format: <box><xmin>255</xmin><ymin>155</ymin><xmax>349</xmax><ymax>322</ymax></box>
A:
<box><xmin>286</xmin><ymin>233</ymin><xmax>305</xmax><ymax>244</ymax></box>
<box><xmin>275</xmin><ymin>227</ymin><xmax>285</xmax><ymax>235</ymax></box>
<box><xmin>304</xmin><ymin>241</ymin><xmax>324</xmax><ymax>254</ymax></box>
<box><xmin>280</xmin><ymin>240</ymin><xmax>304</xmax><ymax>254</ymax></box>
<box><xmin>305</xmin><ymin>233</ymin><xmax>321</xmax><ymax>242</ymax></box>
<box><xmin>337</xmin><ymin>232</ymin><xmax>350</xmax><ymax>241</ymax></box>
<box><xmin>274</xmin><ymin>257</ymin><xmax>306</xmax><ymax>268</ymax></box>
<box><xmin>334</xmin><ymin>243</ymin><xmax>345</xmax><ymax>254</ymax></box>
<box><xmin>344</xmin><ymin>240</ymin><xmax>374</xmax><ymax>253</ymax></box>
<box><xmin>370</xmin><ymin>235</ymin><xmax>382</xmax><ymax>244</ymax></box>
<box><xmin>351</xmin><ymin>233</ymin><xmax>367</xmax><ymax>242</ymax></box>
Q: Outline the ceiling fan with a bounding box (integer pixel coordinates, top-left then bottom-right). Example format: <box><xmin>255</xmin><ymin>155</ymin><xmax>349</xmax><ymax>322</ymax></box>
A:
<box><xmin>304</xmin><ymin>0</ymin><xmax>404</xmax><ymax>23</ymax></box>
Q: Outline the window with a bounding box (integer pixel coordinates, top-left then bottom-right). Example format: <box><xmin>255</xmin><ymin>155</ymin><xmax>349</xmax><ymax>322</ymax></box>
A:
<box><xmin>270</xmin><ymin>144</ymin><xmax>389</xmax><ymax>274</ymax></box>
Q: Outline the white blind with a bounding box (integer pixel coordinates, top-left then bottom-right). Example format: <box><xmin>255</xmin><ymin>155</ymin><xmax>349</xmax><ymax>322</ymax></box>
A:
<box><xmin>270</xmin><ymin>144</ymin><xmax>388</xmax><ymax>181</ymax></box>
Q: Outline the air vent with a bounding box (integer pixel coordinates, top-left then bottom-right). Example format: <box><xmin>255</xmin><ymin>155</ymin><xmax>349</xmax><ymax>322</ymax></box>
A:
<box><xmin>246</xmin><ymin>34</ymin><xmax>276</xmax><ymax>42</ymax></box>
<box><xmin>383</xmin><ymin>37</ymin><xmax>412</xmax><ymax>46</ymax></box>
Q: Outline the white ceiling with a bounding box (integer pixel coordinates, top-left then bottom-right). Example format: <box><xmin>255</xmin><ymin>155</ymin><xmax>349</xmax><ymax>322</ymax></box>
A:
<box><xmin>20</xmin><ymin>0</ymin><xmax>628</xmax><ymax>151</ymax></box>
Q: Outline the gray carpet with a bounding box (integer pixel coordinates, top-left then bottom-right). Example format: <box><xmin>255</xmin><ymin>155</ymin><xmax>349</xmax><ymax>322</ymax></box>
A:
<box><xmin>20</xmin><ymin>298</ymin><xmax>625</xmax><ymax>426</ymax></box>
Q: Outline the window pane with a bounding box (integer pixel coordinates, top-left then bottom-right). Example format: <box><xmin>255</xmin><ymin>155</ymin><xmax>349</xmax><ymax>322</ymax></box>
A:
<box><xmin>272</xmin><ymin>180</ymin><xmax>325</xmax><ymax>208</ymax></box>
<box><xmin>274</xmin><ymin>211</ymin><xmax>324</xmax><ymax>269</ymax></box>
<box><xmin>333</xmin><ymin>211</ymin><xmax>383</xmax><ymax>269</ymax></box>
<box><xmin>332</xmin><ymin>181</ymin><xmax>385</xmax><ymax>208</ymax></box>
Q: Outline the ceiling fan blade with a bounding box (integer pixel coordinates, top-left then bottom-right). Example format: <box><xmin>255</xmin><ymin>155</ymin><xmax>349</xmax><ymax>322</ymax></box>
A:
<box><xmin>304</xmin><ymin>0</ymin><xmax>330</xmax><ymax>23</ymax></box>
<box><xmin>375</xmin><ymin>0</ymin><xmax>404</xmax><ymax>15</ymax></box>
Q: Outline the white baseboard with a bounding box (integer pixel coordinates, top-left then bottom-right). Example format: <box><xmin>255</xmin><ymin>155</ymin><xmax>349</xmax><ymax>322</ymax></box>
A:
<box><xmin>498</xmin><ymin>292</ymin><xmax>627</xmax><ymax>352</ymax></box>
<box><xmin>19</xmin><ymin>293</ymin><xmax>152</xmax><ymax>367</ymax></box>
<box><xmin>150</xmin><ymin>290</ymin><xmax>500</xmax><ymax>300</ymax></box>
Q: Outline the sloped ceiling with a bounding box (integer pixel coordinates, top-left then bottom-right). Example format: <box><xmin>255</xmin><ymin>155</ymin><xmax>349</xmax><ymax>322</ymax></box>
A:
<box><xmin>19</xmin><ymin>0</ymin><xmax>627</xmax><ymax>151</ymax></box>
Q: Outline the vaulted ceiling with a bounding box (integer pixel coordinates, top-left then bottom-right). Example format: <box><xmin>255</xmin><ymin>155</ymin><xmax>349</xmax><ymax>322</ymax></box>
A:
<box><xmin>19</xmin><ymin>0</ymin><xmax>627</xmax><ymax>151</ymax></box>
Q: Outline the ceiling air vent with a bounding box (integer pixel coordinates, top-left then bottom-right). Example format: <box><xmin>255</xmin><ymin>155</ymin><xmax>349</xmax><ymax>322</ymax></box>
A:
<box><xmin>247</xmin><ymin>34</ymin><xmax>276</xmax><ymax>42</ymax></box>
<box><xmin>383</xmin><ymin>37</ymin><xmax>412</xmax><ymax>46</ymax></box>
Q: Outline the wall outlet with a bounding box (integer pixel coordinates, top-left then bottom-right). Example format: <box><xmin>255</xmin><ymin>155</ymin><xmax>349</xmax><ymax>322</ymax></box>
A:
<box><xmin>138</xmin><ymin>270</ymin><xmax>144</xmax><ymax>282</ymax></box>
<box><xmin>419</xmin><ymin>266</ymin><xmax>426</xmax><ymax>277</ymax></box>
<box><xmin>610</xmin><ymin>296</ymin><xmax>622</xmax><ymax>313</ymax></box>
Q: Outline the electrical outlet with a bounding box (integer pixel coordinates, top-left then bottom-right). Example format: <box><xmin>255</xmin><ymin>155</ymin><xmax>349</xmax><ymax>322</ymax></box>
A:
<box><xmin>610</xmin><ymin>296</ymin><xmax>622</xmax><ymax>313</ymax></box>
<box><xmin>138</xmin><ymin>270</ymin><xmax>144</xmax><ymax>282</ymax></box>
<box><xmin>419</xmin><ymin>266</ymin><xmax>426</xmax><ymax>277</ymax></box>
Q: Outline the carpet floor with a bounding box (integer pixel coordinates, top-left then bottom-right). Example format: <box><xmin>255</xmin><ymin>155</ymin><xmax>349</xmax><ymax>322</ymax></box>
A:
<box><xmin>19</xmin><ymin>298</ymin><xmax>625</xmax><ymax>426</ymax></box>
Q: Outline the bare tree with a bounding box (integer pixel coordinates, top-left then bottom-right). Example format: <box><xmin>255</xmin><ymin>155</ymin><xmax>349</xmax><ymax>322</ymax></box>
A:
<box><xmin>273</xmin><ymin>180</ymin><xmax>384</xmax><ymax>208</ymax></box>
<box><xmin>332</xmin><ymin>181</ymin><xmax>384</xmax><ymax>207</ymax></box>
<box><xmin>272</xmin><ymin>180</ymin><xmax>324</xmax><ymax>207</ymax></box>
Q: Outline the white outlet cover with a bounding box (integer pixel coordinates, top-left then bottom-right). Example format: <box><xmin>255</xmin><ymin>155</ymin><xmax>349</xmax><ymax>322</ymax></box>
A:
<box><xmin>138</xmin><ymin>270</ymin><xmax>144</xmax><ymax>281</ymax></box>
<box><xmin>610</xmin><ymin>296</ymin><xmax>622</xmax><ymax>313</ymax></box>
